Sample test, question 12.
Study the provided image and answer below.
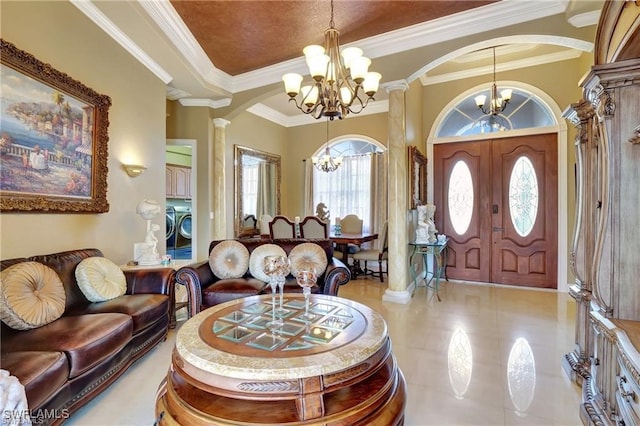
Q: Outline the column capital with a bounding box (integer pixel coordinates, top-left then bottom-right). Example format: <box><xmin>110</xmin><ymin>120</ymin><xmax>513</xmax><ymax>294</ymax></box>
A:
<box><xmin>383</xmin><ymin>80</ymin><xmax>409</xmax><ymax>94</ymax></box>
<box><xmin>213</xmin><ymin>118</ymin><xmax>231</xmax><ymax>128</ymax></box>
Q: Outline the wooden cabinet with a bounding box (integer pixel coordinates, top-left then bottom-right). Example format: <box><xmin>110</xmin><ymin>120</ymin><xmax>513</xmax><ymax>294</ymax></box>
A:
<box><xmin>562</xmin><ymin>2</ymin><xmax>640</xmax><ymax>425</ymax></box>
<box><xmin>166</xmin><ymin>164</ymin><xmax>191</xmax><ymax>199</ymax></box>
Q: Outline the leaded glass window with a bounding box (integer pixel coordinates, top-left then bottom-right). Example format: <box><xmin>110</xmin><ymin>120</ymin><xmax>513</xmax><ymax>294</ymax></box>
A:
<box><xmin>508</xmin><ymin>156</ymin><xmax>538</xmax><ymax>237</ymax></box>
<box><xmin>448</xmin><ymin>160</ymin><xmax>474</xmax><ymax>235</ymax></box>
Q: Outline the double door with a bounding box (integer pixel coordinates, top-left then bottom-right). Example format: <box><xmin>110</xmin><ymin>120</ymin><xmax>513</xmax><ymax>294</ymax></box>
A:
<box><xmin>433</xmin><ymin>133</ymin><xmax>557</xmax><ymax>288</ymax></box>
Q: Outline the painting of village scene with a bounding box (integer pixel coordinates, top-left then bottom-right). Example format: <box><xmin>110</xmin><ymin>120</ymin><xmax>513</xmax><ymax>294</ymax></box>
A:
<box><xmin>0</xmin><ymin>64</ymin><xmax>95</xmax><ymax>198</ymax></box>
<box><xmin>0</xmin><ymin>39</ymin><xmax>110</xmax><ymax>212</ymax></box>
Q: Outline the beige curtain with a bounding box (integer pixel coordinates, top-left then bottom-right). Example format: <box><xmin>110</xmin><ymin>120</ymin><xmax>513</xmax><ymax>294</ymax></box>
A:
<box><xmin>302</xmin><ymin>159</ymin><xmax>314</xmax><ymax>217</ymax></box>
<box><xmin>256</xmin><ymin>162</ymin><xmax>276</xmax><ymax>218</ymax></box>
<box><xmin>370</xmin><ymin>151</ymin><xmax>388</xmax><ymax>244</ymax></box>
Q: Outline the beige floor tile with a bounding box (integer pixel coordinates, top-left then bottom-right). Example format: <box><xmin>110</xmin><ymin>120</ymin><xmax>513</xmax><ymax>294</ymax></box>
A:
<box><xmin>66</xmin><ymin>278</ymin><xmax>583</xmax><ymax>426</ymax></box>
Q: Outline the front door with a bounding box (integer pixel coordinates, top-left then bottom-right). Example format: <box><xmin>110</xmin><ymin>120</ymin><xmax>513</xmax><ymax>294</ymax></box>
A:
<box><xmin>433</xmin><ymin>133</ymin><xmax>558</xmax><ymax>288</ymax></box>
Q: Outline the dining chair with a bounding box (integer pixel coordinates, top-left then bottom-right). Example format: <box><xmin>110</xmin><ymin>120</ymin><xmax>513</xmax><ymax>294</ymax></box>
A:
<box><xmin>299</xmin><ymin>216</ymin><xmax>329</xmax><ymax>239</ymax></box>
<box><xmin>352</xmin><ymin>221</ymin><xmax>388</xmax><ymax>282</ymax></box>
<box><xmin>268</xmin><ymin>215</ymin><xmax>296</xmax><ymax>239</ymax></box>
<box><xmin>333</xmin><ymin>214</ymin><xmax>364</xmax><ymax>262</ymax></box>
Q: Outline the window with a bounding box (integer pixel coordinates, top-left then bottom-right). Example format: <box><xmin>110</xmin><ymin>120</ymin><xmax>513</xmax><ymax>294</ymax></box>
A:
<box><xmin>437</xmin><ymin>87</ymin><xmax>555</xmax><ymax>137</ymax></box>
<box><xmin>312</xmin><ymin>139</ymin><xmax>382</xmax><ymax>233</ymax></box>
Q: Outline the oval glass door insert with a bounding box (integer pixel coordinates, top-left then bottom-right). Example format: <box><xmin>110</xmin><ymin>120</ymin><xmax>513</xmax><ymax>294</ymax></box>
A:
<box><xmin>448</xmin><ymin>160</ymin><xmax>474</xmax><ymax>235</ymax></box>
<box><xmin>509</xmin><ymin>156</ymin><xmax>538</xmax><ymax>237</ymax></box>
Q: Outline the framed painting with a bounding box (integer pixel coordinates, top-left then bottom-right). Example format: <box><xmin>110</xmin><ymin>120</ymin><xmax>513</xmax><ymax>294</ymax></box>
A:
<box><xmin>0</xmin><ymin>39</ymin><xmax>111</xmax><ymax>213</ymax></box>
<box><xmin>408</xmin><ymin>145</ymin><xmax>427</xmax><ymax>209</ymax></box>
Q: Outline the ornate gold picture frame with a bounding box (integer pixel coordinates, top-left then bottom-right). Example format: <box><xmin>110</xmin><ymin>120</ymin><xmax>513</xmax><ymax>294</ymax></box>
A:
<box><xmin>0</xmin><ymin>39</ymin><xmax>111</xmax><ymax>213</ymax></box>
<box><xmin>408</xmin><ymin>145</ymin><xmax>427</xmax><ymax>209</ymax></box>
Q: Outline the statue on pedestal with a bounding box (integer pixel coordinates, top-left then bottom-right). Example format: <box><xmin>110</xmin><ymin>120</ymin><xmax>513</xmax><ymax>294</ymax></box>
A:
<box><xmin>416</xmin><ymin>204</ymin><xmax>438</xmax><ymax>243</ymax></box>
<box><xmin>135</xmin><ymin>199</ymin><xmax>162</xmax><ymax>265</ymax></box>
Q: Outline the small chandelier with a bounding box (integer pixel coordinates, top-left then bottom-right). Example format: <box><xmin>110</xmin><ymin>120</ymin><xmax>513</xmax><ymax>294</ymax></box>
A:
<box><xmin>312</xmin><ymin>119</ymin><xmax>342</xmax><ymax>172</ymax></box>
<box><xmin>474</xmin><ymin>47</ymin><xmax>512</xmax><ymax>116</ymax></box>
<box><xmin>282</xmin><ymin>0</ymin><xmax>382</xmax><ymax>121</ymax></box>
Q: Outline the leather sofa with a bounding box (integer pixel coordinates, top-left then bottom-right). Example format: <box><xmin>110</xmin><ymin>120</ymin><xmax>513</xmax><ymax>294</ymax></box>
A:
<box><xmin>176</xmin><ymin>238</ymin><xmax>351</xmax><ymax>318</ymax></box>
<box><xmin>0</xmin><ymin>248</ymin><xmax>174</xmax><ymax>425</ymax></box>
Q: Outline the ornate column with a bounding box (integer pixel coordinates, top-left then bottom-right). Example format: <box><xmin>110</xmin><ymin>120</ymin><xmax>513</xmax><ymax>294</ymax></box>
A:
<box><xmin>382</xmin><ymin>81</ymin><xmax>411</xmax><ymax>304</ymax></box>
<box><xmin>561</xmin><ymin>100</ymin><xmax>596</xmax><ymax>384</ymax></box>
<box><xmin>212</xmin><ymin>118</ymin><xmax>230</xmax><ymax>240</ymax></box>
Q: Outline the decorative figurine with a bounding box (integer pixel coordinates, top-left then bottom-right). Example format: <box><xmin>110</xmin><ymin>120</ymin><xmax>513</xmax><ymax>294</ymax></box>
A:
<box><xmin>135</xmin><ymin>199</ymin><xmax>162</xmax><ymax>265</ymax></box>
<box><xmin>416</xmin><ymin>203</ymin><xmax>438</xmax><ymax>243</ymax></box>
<box><xmin>315</xmin><ymin>202</ymin><xmax>330</xmax><ymax>222</ymax></box>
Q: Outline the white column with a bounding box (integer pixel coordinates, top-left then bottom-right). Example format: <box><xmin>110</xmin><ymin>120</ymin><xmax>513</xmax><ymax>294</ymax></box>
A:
<box><xmin>382</xmin><ymin>81</ymin><xmax>412</xmax><ymax>304</ymax></box>
<box><xmin>212</xmin><ymin>118</ymin><xmax>230</xmax><ymax>240</ymax></box>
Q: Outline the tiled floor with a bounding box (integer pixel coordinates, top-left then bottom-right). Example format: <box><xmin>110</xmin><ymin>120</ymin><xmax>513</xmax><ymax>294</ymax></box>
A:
<box><xmin>66</xmin><ymin>278</ymin><xmax>582</xmax><ymax>425</ymax></box>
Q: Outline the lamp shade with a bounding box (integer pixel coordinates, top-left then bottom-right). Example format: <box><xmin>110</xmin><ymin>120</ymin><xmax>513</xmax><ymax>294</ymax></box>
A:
<box><xmin>362</xmin><ymin>72</ymin><xmax>382</xmax><ymax>95</ymax></box>
<box><xmin>282</xmin><ymin>73</ymin><xmax>303</xmax><ymax>96</ymax></box>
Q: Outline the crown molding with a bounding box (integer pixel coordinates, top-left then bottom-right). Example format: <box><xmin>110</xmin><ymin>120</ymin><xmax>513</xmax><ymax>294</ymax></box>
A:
<box><xmin>567</xmin><ymin>9</ymin><xmax>601</xmax><ymax>28</ymax></box>
<box><xmin>137</xmin><ymin>0</ymin><xmax>233</xmax><ymax>92</ymax></box>
<box><xmin>71</xmin><ymin>0</ymin><xmax>172</xmax><ymax>84</ymax></box>
<box><xmin>166</xmin><ymin>86</ymin><xmax>191</xmax><ymax>101</ymax></box>
<box><xmin>248</xmin><ymin>100</ymin><xmax>389</xmax><ymax>128</ymax></box>
<box><xmin>420</xmin><ymin>48</ymin><xmax>583</xmax><ymax>86</ymax></box>
<box><xmin>178</xmin><ymin>98</ymin><xmax>232</xmax><ymax>108</ymax></box>
<box><xmin>136</xmin><ymin>0</ymin><xmax>569</xmax><ymax>95</ymax></box>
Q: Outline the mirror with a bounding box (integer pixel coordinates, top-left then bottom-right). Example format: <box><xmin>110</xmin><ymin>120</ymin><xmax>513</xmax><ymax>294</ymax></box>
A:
<box><xmin>234</xmin><ymin>145</ymin><xmax>281</xmax><ymax>237</ymax></box>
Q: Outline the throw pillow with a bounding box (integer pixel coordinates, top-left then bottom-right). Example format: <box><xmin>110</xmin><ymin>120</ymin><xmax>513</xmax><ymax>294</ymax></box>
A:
<box><xmin>75</xmin><ymin>257</ymin><xmax>127</xmax><ymax>302</ymax></box>
<box><xmin>209</xmin><ymin>240</ymin><xmax>250</xmax><ymax>279</ymax></box>
<box><xmin>249</xmin><ymin>244</ymin><xmax>287</xmax><ymax>282</ymax></box>
<box><xmin>288</xmin><ymin>243</ymin><xmax>328</xmax><ymax>276</ymax></box>
<box><xmin>0</xmin><ymin>262</ymin><xmax>66</xmax><ymax>330</ymax></box>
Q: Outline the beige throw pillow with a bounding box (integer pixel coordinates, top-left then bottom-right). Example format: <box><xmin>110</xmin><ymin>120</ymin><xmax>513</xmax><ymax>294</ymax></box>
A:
<box><xmin>288</xmin><ymin>243</ymin><xmax>328</xmax><ymax>277</ymax></box>
<box><xmin>249</xmin><ymin>244</ymin><xmax>287</xmax><ymax>282</ymax></box>
<box><xmin>0</xmin><ymin>262</ymin><xmax>66</xmax><ymax>330</ymax></box>
<box><xmin>75</xmin><ymin>257</ymin><xmax>127</xmax><ymax>302</ymax></box>
<box><xmin>209</xmin><ymin>240</ymin><xmax>250</xmax><ymax>279</ymax></box>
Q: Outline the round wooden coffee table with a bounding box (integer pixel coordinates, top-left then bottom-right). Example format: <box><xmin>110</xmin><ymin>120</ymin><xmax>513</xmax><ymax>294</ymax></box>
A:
<box><xmin>155</xmin><ymin>294</ymin><xmax>406</xmax><ymax>425</ymax></box>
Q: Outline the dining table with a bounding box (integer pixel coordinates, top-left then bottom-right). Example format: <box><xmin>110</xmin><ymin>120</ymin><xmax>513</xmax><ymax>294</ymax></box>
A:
<box><xmin>329</xmin><ymin>232</ymin><xmax>378</xmax><ymax>265</ymax></box>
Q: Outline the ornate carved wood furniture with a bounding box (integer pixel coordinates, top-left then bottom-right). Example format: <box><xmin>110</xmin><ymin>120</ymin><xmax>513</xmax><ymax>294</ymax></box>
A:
<box><xmin>155</xmin><ymin>294</ymin><xmax>406</xmax><ymax>425</ymax></box>
<box><xmin>562</xmin><ymin>2</ymin><xmax>640</xmax><ymax>424</ymax></box>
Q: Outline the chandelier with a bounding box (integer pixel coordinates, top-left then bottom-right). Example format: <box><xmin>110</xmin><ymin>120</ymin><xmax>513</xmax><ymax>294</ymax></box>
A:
<box><xmin>282</xmin><ymin>0</ymin><xmax>382</xmax><ymax>121</ymax></box>
<box><xmin>312</xmin><ymin>119</ymin><xmax>342</xmax><ymax>172</ymax></box>
<box><xmin>474</xmin><ymin>47</ymin><xmax>512</xmax><ymax>116</ymax></box>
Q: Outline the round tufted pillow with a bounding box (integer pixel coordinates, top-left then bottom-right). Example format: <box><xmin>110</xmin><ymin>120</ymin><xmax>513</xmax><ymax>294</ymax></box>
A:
<box><xmin>75</xmin><ymin>257</ymin><xmax>127</xmax><ymax>302</ymax></box>
<box><xmin>0</xmin><ymin>262</ymin><xmax>66</xmax><ymax>330</ymax></box>
<box><xmin>209</xmin><ymin>240</ymin><xmax>250</xmax><ymax>279</ymax></box>
<box><xmin>249</xmin><ymin>244</ymin><xmax>287</xmax><ymax>282</ymax></box>
<box><xmin>288</xmin><ymin>243</ymin><xmax>328</xmax><ymax>277</ymax></box>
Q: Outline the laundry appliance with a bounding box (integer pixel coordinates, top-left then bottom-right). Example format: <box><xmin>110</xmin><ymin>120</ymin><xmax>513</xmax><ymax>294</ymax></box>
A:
<box><xmin>174</xmin><ymin>205</ymin><xmax>192</xmax><ymax>259</ymax></box>
<box><xmin>166</xmin><ymin>206</ymin><xmax>177</xmax><ymax>259</ymax></box>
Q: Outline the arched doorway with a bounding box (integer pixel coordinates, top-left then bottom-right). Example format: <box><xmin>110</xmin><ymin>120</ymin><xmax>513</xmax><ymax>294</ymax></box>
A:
<box><xmin>427</xmin><ymin>83</ymin><xmax>569</xmax><ymax>290</ymax></box>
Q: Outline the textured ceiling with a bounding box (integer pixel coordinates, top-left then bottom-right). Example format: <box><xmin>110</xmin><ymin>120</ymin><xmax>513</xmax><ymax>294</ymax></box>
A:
<box><xmin>170</xmin><ymin>0</ymin><xmax>496</xmax><ymax>75</ymax></box>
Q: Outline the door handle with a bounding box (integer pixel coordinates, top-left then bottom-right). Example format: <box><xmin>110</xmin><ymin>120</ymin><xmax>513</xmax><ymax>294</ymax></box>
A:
<box><xmin>492</xmin><ymin>227</ymin><xmax>504</xmax><ymax>232</ymax></box>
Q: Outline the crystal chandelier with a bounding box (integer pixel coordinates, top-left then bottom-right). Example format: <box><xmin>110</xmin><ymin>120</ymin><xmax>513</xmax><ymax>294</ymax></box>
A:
<box><xmin>282</xmin><ymin>0</ymin><xmax>382</xmax><ymax>121</ymax></box>
<box><xmin>474</xmin><ymin>47</ymin><xmax>512</xmax><ymax>116</ymax></box>
<box><xmin>312</xmin><ymin>119</ymin><xmax>342</xmax><ymax>172</ymax></box>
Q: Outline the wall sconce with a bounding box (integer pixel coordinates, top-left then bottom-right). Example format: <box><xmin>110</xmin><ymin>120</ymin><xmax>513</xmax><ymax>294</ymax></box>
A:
<box><xmin>123</xmin><ymin>164</ymin><xmax>147</xmax><ymax>177</ymax></box>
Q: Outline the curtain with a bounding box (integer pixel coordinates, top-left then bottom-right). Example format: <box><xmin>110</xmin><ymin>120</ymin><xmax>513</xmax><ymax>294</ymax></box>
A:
<box><xmin>302</xmin><ymin>159</ymin><xmax>314</xmax><ymax>217</ymax></box>
<box><xmin>370</xmin><ymin>151</ymin><xmax>388</xmax><ymax>244</ymax></box>
<box><xmin>256</xmin><ymin>162</ymin><xmax>275</xmax><ymax>218</ymax></box>
<box><xmin>313</xmin><ymin>153</ymin><xmax>373</xmax><ymax>233</ymax></box>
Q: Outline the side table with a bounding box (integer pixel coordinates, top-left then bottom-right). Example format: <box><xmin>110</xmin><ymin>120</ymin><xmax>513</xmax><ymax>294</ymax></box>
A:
<box><xmin>409</xmin><ymin>239</ymin><xmax>449</xmax><ymax>301</ymax></box>
<box><xmin>120</xmin><ymin>260</ymin><xmax>192</xmax><ymax>328</ymax></box>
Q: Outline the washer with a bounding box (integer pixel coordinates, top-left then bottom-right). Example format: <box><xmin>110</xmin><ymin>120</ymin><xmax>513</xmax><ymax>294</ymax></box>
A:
<box><xmin>166</xmin><ymin>207</ymin><xmax>177</xmax><ymax>257</ymax></box>
<box><xmin>175</xmin><ymin>206</ymin><xmax>192</xmax><ymax>248</ymax></box>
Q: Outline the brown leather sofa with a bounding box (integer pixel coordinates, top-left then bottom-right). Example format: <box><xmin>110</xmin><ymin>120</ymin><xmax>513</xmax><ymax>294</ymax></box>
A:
<box><xmin>176</xmin><ymin>238</ymin><xmax>351</xmax><ymax>318</ymax></box>
<box><xmin>0</xmin><ymin>248</ymin><xmax>174</xmax><ymax>425</ymax></box>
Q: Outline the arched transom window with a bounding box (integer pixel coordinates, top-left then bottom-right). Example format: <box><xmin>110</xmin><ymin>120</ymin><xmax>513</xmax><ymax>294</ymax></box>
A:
<box><xmin>437</xmin><ymin>87</ymin><xmax>555</xmax><ymax>137</ymax></box>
